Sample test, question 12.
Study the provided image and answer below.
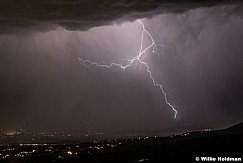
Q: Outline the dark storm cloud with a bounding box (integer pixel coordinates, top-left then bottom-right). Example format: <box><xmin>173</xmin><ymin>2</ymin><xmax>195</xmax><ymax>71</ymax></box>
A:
<box><xmin>0</xmin><ymin>0</ymin><xmax>242</xmax><ymax>33</ymax></box>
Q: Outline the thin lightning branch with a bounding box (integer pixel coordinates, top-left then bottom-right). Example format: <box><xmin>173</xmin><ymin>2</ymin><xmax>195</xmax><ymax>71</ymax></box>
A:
<box><xmin>78</xmin><ymin>19</ymin><xmax>178</xmax><ymax>119</ymax></box>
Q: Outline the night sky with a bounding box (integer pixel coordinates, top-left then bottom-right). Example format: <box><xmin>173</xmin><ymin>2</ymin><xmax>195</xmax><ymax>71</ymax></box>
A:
<box><xmin>0</xmin><ymin>0</ymin><xmax>243</xmax><ymax>134</ymax></box>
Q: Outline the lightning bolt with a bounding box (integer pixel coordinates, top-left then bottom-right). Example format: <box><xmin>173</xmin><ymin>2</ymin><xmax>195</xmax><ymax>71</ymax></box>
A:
<box><xmin>78</xmin><ymin>19</ymin><xmax>178</xmax><ymax>119</ymax></box>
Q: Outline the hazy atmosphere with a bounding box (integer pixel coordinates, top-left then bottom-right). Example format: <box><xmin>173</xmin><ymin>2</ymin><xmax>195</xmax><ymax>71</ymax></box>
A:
<box><xmin>1</xmin><ymin>0</ymin><xmax>243</xmax><ymax>134</ymax></box>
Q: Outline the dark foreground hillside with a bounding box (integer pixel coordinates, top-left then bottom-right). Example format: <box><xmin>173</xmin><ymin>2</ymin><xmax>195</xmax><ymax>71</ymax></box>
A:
<box><xmin>1</xmin><ymin>122</ymin><xmax>243</xmax><ymax>163</ymax></box>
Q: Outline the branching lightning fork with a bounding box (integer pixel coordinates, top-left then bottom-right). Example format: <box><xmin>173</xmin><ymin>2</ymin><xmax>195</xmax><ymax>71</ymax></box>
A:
<box><xmin>78</xmin><ymin>19</ymin><xmax>177</xmax><ymax>119</ymax></box>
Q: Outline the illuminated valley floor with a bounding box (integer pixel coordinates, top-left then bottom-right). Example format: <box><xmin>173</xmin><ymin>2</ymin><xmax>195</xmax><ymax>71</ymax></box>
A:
<box><xmin>1</xmin><ymin>122</ymin><xmax>243</xmax><ymax>163</ymax></box>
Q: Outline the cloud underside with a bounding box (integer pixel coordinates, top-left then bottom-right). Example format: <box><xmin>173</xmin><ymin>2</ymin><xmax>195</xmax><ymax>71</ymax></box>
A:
<box><xmin>0</xmin><ymin>0</ymin><xmax>242</xmax><ymax>33</ymax></box>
